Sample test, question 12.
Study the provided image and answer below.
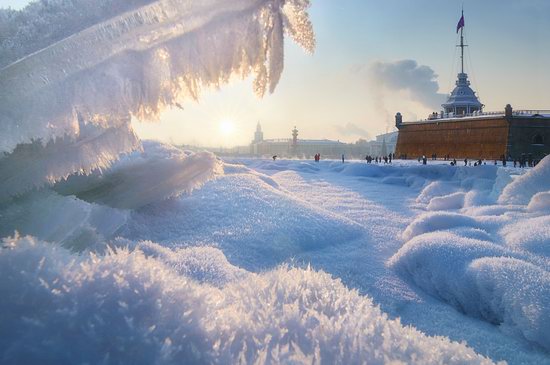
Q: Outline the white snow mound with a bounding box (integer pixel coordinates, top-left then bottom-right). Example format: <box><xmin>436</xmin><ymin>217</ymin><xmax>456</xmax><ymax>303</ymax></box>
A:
<box><xmin>402</xmin><ymin>212</ymin><xmax>482</xmax><ymax>241</ymax></box>
<box><xmin>527</xmin><ymin>191</ymin><xmax>550</xmax><ymax>212</ymax></box>
<box><xmin>499</xmin><ymin>155</ymin><xmax>550</xmax><ymax>204</ymax></box>
<box><xmin>389</xmin><ymin>232</ymin><xmax>550</xmax><ymax>351</ymax></box>
<box><xmin>0</xmin><ymin>235</ymin><xmax>496</xmax><ymax>364</ymax></box>
<box><xmin>500</xmin><ymin>216</ymin><xmax>550</xmax><ymax>257</ymax></box>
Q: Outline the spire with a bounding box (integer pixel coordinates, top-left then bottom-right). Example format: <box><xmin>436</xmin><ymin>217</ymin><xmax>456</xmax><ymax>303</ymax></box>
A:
<box><xmin>442</xmin><ymin>9</ymin><xmax>483</xmax><ymax>116</ymax></box>
<box><xmin>253</xmin><ymin>121</ymin><xmax>263</xmax><ymax>143</ymax></box>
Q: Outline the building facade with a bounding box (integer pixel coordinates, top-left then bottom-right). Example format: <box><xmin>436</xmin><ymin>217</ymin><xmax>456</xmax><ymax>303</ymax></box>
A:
<box><xmin>396</xmin><ymin>106</ymin><xmax>550</xmax><ymax>159</ymax></box>
<box><xmin>394</xmin><ymin>13</ymin><xmax>550</xmax><ymax>161</ymax></box>
<box><xmin>250</xmin><ymin>124</ymin><xmax>396</xmax><ymax>159</ymax></box>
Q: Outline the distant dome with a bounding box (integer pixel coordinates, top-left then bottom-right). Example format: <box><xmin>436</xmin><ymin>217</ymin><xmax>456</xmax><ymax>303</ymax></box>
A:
<box><xmin>442</xmin><ymin>72</ymin><xmax>483</xmax><ymax>115</ymax></box>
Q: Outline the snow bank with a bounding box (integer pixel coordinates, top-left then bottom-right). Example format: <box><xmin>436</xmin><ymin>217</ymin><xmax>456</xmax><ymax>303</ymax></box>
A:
<box><xmin>0</xmin><ymin>236</ymin><xmax>496</xmax><ymax>364</ymax></box>
<box><xmin>396</xmin><ymin>158</ymin><xmax>550</xmax><ymax>352</ymax></box>
<box><xmin>467</xmin><ymin>257</ymin><xmax>550</xmax><ymax>351</ymax></box>
<box><xmin>122</xmin><ymin>172</ymin><xmax>364</xmax><ymax>270</ymax></box>
<box><xmin>499</xmin><ymin>155</ymin><xmax>550</xmax><ymax>205</ymax></box>
<box><xmin>527</xmin><ymin>191</ymin><xmax>550</xmax><ymax>212</ymax></box>
<box><xmin>417</xmin><ymin>181</ymin><xmax>459</xmax><ymax>204</ymax></box>
<box><xmin>54</xmin><ymin>141</ymin><xmax>222</xmax><ymax>209</ymax></box>
<box><xmin>427</xmin><ymin>192</ymin><xmax>465</xmax><ymax>211</ymax></box>
<box><xmin>0</xmin><ymin>0</ymin><xmax>314</xmax><ymax>196</ymax></box>
<box><xmin>390</xmin><ymin>232</ymin><xmax>509</xmax><ymax>312</ymax></box>
<box><xmin>401</xmin><ymin>212</ymin><xmax>482</xmax><ymax>241</ymax></box>
<box><xmin>340</xmin><ymin>164</ymin><xmax>456</xmax><ymax>186</ymax></box>
<box><xmin>390</xmin><ymin>232</ymin><xmax>550</xmax><ymax>351</ymax></box>
<box><xmin>337</xmin><ymin>164</ymin><xmax>501</xmax><ymax>197</ymax></box>
<box><xmin>500</xmin><ymin>216</ymin><xmax>550</xmax><ymax>257</ymax></box>
<box><xmin>137</xmin><ymin>241</ymin><xmax>250</xmax><ymax>287</ymax></box>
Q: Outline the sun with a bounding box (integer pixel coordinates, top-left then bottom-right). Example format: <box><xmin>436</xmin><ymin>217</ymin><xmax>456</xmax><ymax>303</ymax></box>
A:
<box><xmin>219</xmin><ymin>119</ymin><xmax>235</xmax><ymax>135</ymax></box>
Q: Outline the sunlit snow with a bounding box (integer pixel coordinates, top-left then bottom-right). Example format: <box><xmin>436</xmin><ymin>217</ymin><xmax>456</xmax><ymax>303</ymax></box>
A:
<box><xmin>1</xmin><ymin>0</ymin><xmax>549</xmax><ymax>364</ymax></box>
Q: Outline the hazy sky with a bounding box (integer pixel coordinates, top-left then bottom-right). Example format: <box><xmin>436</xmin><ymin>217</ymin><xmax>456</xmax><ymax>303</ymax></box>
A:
<box><xmin>3</xmin><ymin>0</ymin><xmax>550</xmax><ymax>146</ymax></box>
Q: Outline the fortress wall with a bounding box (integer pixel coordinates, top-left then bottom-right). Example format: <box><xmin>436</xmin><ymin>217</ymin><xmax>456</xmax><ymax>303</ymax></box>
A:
<box><xmin>395</xmin><ymin>117</ymin><xmax>509</xmax><ymax>159</ymax></box>
<box><xmin>508</xmin><ymin>117</ymin><xmax>550</xmax><ymax>159</ymax></box>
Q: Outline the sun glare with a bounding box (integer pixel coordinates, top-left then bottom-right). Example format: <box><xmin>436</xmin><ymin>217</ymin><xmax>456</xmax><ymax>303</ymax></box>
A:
<box><xmin>219</xmin><ymin>119</ymin><xmax>235</xmax><ymax>135</ymax></box>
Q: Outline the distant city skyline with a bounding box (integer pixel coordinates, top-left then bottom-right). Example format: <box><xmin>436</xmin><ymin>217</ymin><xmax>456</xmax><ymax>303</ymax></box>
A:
<box><xmin>4</xmin><ymin>0</ymin><xmax>550</xmax><ymax>147</ymax></box>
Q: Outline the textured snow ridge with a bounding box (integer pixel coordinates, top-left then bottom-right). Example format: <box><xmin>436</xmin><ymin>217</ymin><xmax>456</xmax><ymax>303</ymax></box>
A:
<box><xmin>499</xmin><ymin>155</ymin><xmax>550</xmax><ymax>205</ymax></box>
<box><xmin>0</xmin><ymin>236</ymin><xmax>496</xmax><ymax>365</ymax></box>
<box><xmin>122</xmin><ymin>169</ymin><xmax>364</xmax><ymax>271</ymax></box>
<box><xmin>389</xmin><ymin>232</ymin><xmax>550</xmax><ymax>351</ymax></box>
<box><xmin>500</xmin><ymin>215</ymin><xmax>550</xmax><ymax>257</ymax></box>
<box><xmin>401</xmin><ymin>212</ymin><xmax>482</xmax><ymax>241</ymax></box>
<box><xmin>391</xmin><ymin>158</ymin><xmax>550</xmax><ymax>352</ymax></box>
<box><xmin>0</xmin><ymin>0</ymin><xmax>314</xmax><ymax>196</ymax></box>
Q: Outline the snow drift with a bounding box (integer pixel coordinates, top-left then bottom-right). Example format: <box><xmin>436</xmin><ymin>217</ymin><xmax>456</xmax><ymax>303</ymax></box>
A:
<box><xmin>391</xmin><ymin>159</ymin><xmax>550</xmax><ymax>352</ymax></box>
<box><xmin>500</xmin><ymin>215</ymin><xmax>550</xmax><ymax>257</ymax></box>
<box><xmin>389</xmin><ymin>232</ymin><xmax>550</xmax><ymax>351</ymax></box>
<box><xmin>499</xmin><ymin>155</ymin><xmax>550</xmax><ymax>205</ymax></box>
<box><xmin>0</xmin><ymin>235</ymin><xmax>496</xmax><ymax>365</ymax></box>
<box><xmin>121</xmin><ymin>171</ymin><xmax>364</xmax><ymax>271</ymax></box>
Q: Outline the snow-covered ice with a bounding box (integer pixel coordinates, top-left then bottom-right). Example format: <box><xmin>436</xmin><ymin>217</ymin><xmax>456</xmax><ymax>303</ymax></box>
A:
<box><xmin>2</xmin><ymin>153</ymin><xmax>550</xmax><ymax>363</ymax></box>
<box><xmin>2</xmin><ymin>0</ymin><xmax>550</xmax><ymax>363</ymax></box>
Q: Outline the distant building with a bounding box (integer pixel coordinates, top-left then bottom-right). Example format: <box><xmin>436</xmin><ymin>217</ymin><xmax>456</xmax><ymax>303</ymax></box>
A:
<box><xmin>249</xmin><ymin>124</ymin><xmax>396</xmax><ymax>159</ymax></box>
<box><xmin>250</xmin><ymin>124</ymin><xmax>348</xmax><ymax>158</ymax></box>
<box><xmin>253</xmin><ymin>122</ymin><xmax>264</xmax><ymax>143</ymax></box>
<box><xmin>395</xmin><ymin>12</ymin><xmax>550</xmax><ymax>160</ymax></box>
<box><xmin>374</xmin><ymin>131</ymin><xmax>398</xmax><ymax>156</ymax></box>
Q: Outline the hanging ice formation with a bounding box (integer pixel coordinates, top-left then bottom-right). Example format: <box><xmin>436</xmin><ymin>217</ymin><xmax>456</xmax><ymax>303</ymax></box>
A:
<box><xmin>0</xmin><ymin>0</ymin><xmax>315</xmax><ymax>200</ymax></box>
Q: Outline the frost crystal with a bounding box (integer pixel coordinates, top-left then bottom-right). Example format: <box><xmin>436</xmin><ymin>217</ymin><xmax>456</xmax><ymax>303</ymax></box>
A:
<box><xmin>0</xmin><ymin>0</ymin><xmax>315</xmax><ymax>198</ymax></box>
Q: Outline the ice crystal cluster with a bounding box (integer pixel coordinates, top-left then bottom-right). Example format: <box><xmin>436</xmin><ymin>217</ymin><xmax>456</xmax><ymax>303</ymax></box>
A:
<box><xmin>0</xmin><ymin>0</ymin><xmax>315</xmax><ymax>198</ymax></box>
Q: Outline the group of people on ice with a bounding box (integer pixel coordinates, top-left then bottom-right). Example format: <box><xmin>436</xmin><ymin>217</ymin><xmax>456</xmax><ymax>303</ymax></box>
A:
<box><xmin>309</xmin><ymin>151</ymin><xmax>543</xmax><ymax>167</ymax></box>
<box><xmin>365</xmin><ymin>154</ymin><xmax>394</xmax><ymax>164</ymax></box>
<box><xmin>420</xmin><ymin>153</ymin><xmax>542</xmax><ymax>168</ymax></box>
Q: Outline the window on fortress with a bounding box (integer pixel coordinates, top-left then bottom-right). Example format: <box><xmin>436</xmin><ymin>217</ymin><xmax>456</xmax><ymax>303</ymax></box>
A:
<box><xmin>533</xmin><ymin>135</ymin><xmax>544</xmax><ymax>145</ymax></box>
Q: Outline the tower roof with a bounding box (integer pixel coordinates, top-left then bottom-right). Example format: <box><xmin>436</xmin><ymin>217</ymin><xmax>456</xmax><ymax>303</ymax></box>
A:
<box><xmin>442</xmin><ymin>72</ymin><xmax>483</xmax><ymax>111</ymax></box>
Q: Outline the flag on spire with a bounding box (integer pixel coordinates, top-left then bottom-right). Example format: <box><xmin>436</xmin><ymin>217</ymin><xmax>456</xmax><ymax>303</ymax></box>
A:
<box><xmin>456</xmin><ymin>12</ymin><xmax>465</xmax><ymax>33</ymax></box>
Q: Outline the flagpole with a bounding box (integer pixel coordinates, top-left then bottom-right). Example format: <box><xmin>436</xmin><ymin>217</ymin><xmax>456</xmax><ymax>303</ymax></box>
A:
<box><xmin>460</xmin><ymin>9</ymin><xmax>464</xmax><ymax>74</ymax></box>
<box><xmin>460</xmin><ymin>23</ymin><xmax>464</xmax><ymax>73</ymax></box>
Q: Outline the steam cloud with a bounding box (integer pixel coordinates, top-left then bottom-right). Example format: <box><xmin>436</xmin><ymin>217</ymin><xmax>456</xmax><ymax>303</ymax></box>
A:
<box><xmin>369</xmin><ymin>59</ymin><xmax>447</xmax><ymax>110</ymax></box>
<box><xmin>333</xmin><ymin>122</ymin><xmax>371</xmax><ymax>140</ymax></box>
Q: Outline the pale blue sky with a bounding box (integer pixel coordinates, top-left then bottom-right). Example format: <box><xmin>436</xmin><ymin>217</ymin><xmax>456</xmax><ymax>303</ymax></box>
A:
<box><xmin>3</xmin><ymin>0</ymin><xmax>550</xmax><ymax>146</ymax></box>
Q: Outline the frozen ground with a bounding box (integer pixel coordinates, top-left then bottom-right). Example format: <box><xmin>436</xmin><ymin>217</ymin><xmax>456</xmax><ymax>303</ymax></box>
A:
<box><xmin>1</xmin><ymin>0</ymin><xmax>549</xmax><ymax>363</ymax></box>
<box><xmin>2</xmin><ymin>148</ymin><xmax>550</xmax><ymax>364</ymax></box>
